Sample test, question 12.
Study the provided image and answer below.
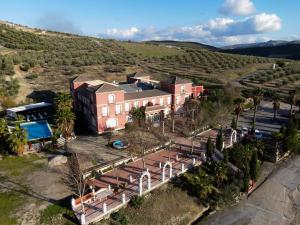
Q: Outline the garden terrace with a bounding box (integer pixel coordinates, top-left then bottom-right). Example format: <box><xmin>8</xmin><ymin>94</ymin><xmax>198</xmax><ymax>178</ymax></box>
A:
<box><xmin>72</xmin><ymin>145</ymin><xmax>204</xmax><ymax>225</ymax></box>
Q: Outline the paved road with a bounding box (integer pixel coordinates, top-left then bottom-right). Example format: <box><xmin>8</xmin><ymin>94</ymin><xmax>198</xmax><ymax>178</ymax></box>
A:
<box><xmin>204</xmin><ymin>155</ymin><xmax>300</xmax><ymax>225</ymax></box>
<box><xmin>238</xmin><ymin>100</ymin><xmax>290</xmax><ymax>138</ymax></box>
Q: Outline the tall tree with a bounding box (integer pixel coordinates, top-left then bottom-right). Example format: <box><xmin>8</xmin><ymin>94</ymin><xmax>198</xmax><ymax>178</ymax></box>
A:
<box><xmin>64</xmin><ymin>152</ymin><xmax>87</xmax><ymax>214</ymax></box>
<box><xmin>55</xmin><ymin>92</ymin><xmax>75</xmax><ymax>140</ymax></box>
<box><xmin>272</xmin><ymin>94</ymin><xmax>280</xmax><ymax>120</ymax></box>
<box><xmin>242</xmin><ymin>163</ymin><xmax>250</xmax><ymax>193</ymax></box>
<box><xmin>234</xmin><ymin>98</ymin><xmax>245</xmax><ymax>129</ymax></box>
<box><xmin>8</xmin><ymin>125</ymin><xmax>27</xmax><ymax>155</ymax></box>
<box><xmin>288</xmin><ymin>90</ymin><xmax>296</xmax><ymax>116</ymax></box>
<box><xmin>230</xmin><ymin>117</ymin><xmax>237</xmax><ymax>130</ymax></box>
<box><xmin>216</xmin><ymin>128</ymin><xmax>224</xmax><ymax>151</ymax></box>
<box><xmin>251</xmin><ymin>88</ymin><xmax>263</xmax><ymax>131</ymax></box>
<box><xmin>206</xmin><ymin>136</ymin><xmax>214</xmax><ymax>161</ymax></box>
<box><xmin>249</xmin><ymin>150</ymin><xmax>260</xmax><ymax>184</ymax></box>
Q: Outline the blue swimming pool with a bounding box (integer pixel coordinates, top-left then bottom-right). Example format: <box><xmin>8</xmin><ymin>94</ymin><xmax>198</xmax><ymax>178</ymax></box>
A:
<box><xmin>20</xmin><ymin>121</ymin><xmax>53</xmax><ymax>141</ymax></box>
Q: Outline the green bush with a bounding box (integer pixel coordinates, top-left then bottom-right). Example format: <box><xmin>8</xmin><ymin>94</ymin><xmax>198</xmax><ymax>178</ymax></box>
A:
<box><xmin>19</xmin><ymin>63</ymin><xmax>30</xmax><ymax>71</ymax></box>
<box><xmin>25</xmin><ymin>73</ymin><xmax>38</xmax><ymax>79</ymax></box>
<box><xmin>110</xmin><ymin>211</ymin><xmax>128</xmax><ymax>225</ymax></box>
<box><xmin>130</xmin><ymin>195</ymin><xmax>144</xmax><ymax>208</ymax></box>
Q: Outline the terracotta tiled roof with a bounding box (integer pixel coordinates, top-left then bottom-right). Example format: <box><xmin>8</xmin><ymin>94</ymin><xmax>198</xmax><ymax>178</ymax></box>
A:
<box><xmin>88</xmin><ymin>83</ymin><xmax>123</xmax><ymax>93</ymax></box>
<box><xmin>124</xmin><ymin>89</ymin><xmax>171</xmax><ymax>100</ymax></box>
<box><xmin>163</xmin><ymin>76</ymin><xmax>191</xmax><ymax>85</ymax></box>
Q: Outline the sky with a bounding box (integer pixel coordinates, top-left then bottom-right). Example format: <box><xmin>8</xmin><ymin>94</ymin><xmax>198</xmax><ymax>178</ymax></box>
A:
<box><xmin>1</xmin><ymin>0</ymin><xmax>299</xmax><ymax>46</ymax></box>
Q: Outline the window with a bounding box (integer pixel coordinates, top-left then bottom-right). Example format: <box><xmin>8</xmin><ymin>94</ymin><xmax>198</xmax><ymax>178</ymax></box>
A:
<box><xmin>134</xmin><ymin>101</ymin><xmax>139</xmax><ymax>108</ymax></box>
<box><xmin>167</xmin><ymin>96</ymin><xmax>171</xmax><ymax>105</ymax></box>
<box><xmin>160</xmin><ymin>98</ymin><xmax>164</xmax><ymax>106</ymax></box>
<box><xmin>143</xmin><ymin>100</ymin><xmax>148</xmax><ymax>106</ymax></box>
<box><xmin>180</xmin><ymin>85</ymin><xmax>186</xmax><ymax>94</ymax></box>
<box><xmin>115</xmin><ymin>105</ymin><xmax>122</xmax><ymax>114</ymax></box>
<box><xmin>176</xmin><ymin>96</ymin><xmax>180</xmax><ymax>104</ymax></box>
<box><xmin>125</xmin><ymin>103</ymin><xmax>130</xmax><ymax>112</ymax></box>
<box><xmin>108</xmin><ymin>94</ymin><xmax>115</xmax><ymax>104</ymax></box>
<box><xmin>102</xmin><ymin>106</ymin><xmax>109</xmax><ymax>116</ymax></box>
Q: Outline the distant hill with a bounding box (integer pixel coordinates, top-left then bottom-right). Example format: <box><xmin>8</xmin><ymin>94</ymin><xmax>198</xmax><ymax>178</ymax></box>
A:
<box><xmin>0</xmin><ymin>20</ymin><xmax>273</xmax><ymax>104</ymax></box>
<box><xmin>144</xmin><ymin>40</ymin><xmax>219</xmax><ymax>51</ymax></box>
<box><xmin>223</xmin><ymin>40</ymin><xmax>300</xmax><ymax>60</ymax></box>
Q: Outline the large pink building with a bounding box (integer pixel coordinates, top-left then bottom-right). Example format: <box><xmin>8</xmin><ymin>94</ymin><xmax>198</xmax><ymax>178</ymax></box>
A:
<box><xmin>70</xmin><ymin>73</ymin><xmax>203</xmax><ymax>134</ymax></box>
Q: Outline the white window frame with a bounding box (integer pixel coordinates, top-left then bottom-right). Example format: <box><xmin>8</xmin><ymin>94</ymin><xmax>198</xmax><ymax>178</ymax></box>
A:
<box><xmin>115</xmin><ymin>104</ymin><xmax>122</xmax><ymax>114</ymax></box>
<box><xmin>160</xmin><ymin>98</ymin><xmax>164</xmax><ymax>106</ymax></box>
<box><xmin>176</xmin><ymin>96</ymin><xmax>180</xmax><ymax>104</ymax></box>
<box><xmin>108</xmin><ymin>94</ymin><xmax>115</xmax><ymax>104</ymax></box>
<box><xmin>125</xmin><ymin>102</ymin><xmax>130</xmax><ymax>112</ymax></box>
<box><xmin>134</xmin><ymin>101</ymin><xmax>139</xmax><ymax>108</ymax></box>
<box><xmin>102</xmin><ymin>106</ymin><xmax>109</xmax><ymax>116</ymax></box>
<box><xmin>167</xmin><ymin>96</ymin><xmax>171</xmax><ymax>105</ymax></box>
<box><xmin>181</xmin><ymin>85</ymin><xmax>186</xmax><ymax>94</ymax></box>
<box><xmin>151</xmin><ymin>98</ymin><xmax>156</xmax><ymax>105</ymax></box>
<box><xmin>143</xmin><ymin>100</ymin><xmax>148</xmax><ymax>106</ymax></box>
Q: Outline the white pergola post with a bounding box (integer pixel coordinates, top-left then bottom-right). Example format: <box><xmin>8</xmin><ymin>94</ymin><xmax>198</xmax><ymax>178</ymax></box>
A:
<box><xmin>192</xmin><ymin>158</ymin><xmax>196</xmax><ymax>165</ymax></box>
<box><xmin>159</xmin><ymin>162</ymin><xmax>162</xmax><ymax>168</ymax></box>
<box><xmin>80</xmin><ymin>213</ymin><xmax>86</xmax><ymax>225</ymax></box>
<box><xmin>103</xmin><ymin>203</ymin><xmax>107</xmax><ymax>214</ymax></box>
<box><xmin>129</xmin><ymin>175</ymin><xmax>133</xmax><ymax>183</ymax></box>
<box><xmin>122</xmin><ymin>193</ymin><xmax>126</xmax><ymax>204</ymax></box>
<box><xmin>108</xmin><ymin>184</ymin><xmax>111</xmax><ymax>190</ymax></box>
<box><xmin>181</xmin><ymin>163</ymin><xmax>185</xmax><ymax>172</ymax></box>
<box><xmin>176</xmin><ymin>154</ymin><xmax>179</xmax><ymax>161</ymax></box>
<box><xmin>71</xmin><ymin>197</ymin><xmax>76</xmax><ymax>210</ymax></box>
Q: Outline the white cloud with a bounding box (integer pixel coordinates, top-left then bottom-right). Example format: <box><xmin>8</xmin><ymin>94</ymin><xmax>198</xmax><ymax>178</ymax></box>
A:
<box><xmin>219</xmin><ymin>0</ymin><xmax>256</xmax><ymax>16</ymax></box>
<box><xmin>106</xmin><ymin>27</ymin><xmax>139</xmax><ymax>38</ymax></box>
<box><xmin>250</xmin><ymin>13</ymin><xmax>282</xmax><ymax>33</ymax></box>
<box><xmin>98</xmin><ymin>12</ymin><xmax>281</xmax><ymax>46</ymax></box>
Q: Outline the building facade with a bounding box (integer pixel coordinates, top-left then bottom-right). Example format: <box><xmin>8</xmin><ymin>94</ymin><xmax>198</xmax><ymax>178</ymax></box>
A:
<box><xmin>70</xmin><ymin>73</ymin><xmax>203</xmax><ymax>133</ymax></box>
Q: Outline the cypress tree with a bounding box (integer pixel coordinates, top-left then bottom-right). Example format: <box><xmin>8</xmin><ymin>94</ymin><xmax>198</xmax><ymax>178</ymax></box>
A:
<box><xmin>250</xmin><ymin>150</ymin><xmax>260</xmax><ymax>183</ymax></box>
<box><xmin>206</xmin><ymin>136</ymin><xmax>214</xmax><ymax>161</ymax></box>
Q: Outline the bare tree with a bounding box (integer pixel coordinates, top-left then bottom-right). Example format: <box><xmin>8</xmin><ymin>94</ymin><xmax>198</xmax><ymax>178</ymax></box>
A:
<box><xmin>64</xmin><ymin>152</ymin><xmax>87</xmax><ymax>214</ymax></box>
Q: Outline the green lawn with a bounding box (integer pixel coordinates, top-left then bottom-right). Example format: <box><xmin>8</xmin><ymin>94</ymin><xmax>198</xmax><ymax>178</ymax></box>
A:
<box><xmin>119</xmin><ymin>42</ymin><xmax>184</xmax><ymax>58</ymax></box>
<box><xmin>0</xmin><ymin>192</ymin><xmax>22</xmax><ymax>225</ymax></box>
<box><xmin>0</xmin><ymin>154</ymin><xmax>45</xmax><ymax>177</ymax></box>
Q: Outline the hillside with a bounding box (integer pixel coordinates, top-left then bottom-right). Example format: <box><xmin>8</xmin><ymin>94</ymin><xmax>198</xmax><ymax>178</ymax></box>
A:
<box><xmin>0</xmin><ymin>22</ymin><xmax>273</xmax><ymax>105</ymax></box>
<box><xmin>223</xmin><ymin>41</ymin><xmax>300</xmax><ymax>60</ymax></box>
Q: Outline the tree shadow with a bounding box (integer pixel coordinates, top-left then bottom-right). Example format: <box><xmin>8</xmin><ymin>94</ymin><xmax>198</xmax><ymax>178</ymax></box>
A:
<box><xmin>27</xmin><ymin>90</ymin><xmax>57</xmax><ymax>103</ymax></box>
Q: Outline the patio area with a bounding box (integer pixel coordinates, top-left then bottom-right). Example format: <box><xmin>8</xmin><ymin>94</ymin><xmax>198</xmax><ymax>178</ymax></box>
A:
<box><xmin>72</xmin><ymin>145</ymin><xmax>205</xmax><ymax>224</ymax></box>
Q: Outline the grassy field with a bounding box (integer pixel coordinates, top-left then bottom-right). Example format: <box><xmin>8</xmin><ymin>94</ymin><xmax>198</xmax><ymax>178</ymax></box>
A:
<box><xmin>0</xmin><ymin>192</ymin><xmax>22</xmax><ymax>225</ymax></box>
<box><xmin>98</xmin><ymin>185</ymin><xmax>204</xmax><ymax>225</ymax></box>
<box><xmin>0</xmin><ymin>154</ymin><xmax>45</xmax><ymax>177</ymax></box>
<box><xmin>119</xmin><ymin>42</ymin><xmax>184</xmax><ymax>58</ymax></box>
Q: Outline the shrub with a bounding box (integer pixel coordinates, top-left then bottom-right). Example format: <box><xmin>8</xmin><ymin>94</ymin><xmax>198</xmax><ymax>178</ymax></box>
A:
<box><xmin>25</xmin><ymin>73</ymin><xmax>38</xmax><ymax>79</ymax></box>
<box><xmin>110</xmin><ymin>211</ymin><xmax>128</xmax><ymax>225</ymax></box>
<box><xmin>129</xmin><ymin>195</ymin><xmax>144</xmax><ymax>208</ymax></box>
<box><xmin>19</xmin><ymin>63</ymin><xmax>30</xmax><ymax>71</ymax></box>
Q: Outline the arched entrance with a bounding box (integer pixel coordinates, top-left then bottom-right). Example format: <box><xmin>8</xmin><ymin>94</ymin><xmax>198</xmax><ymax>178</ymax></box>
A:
<box><xmin>230</xmin><ymin>130</ymin><xmax>237</xmax><ymax>146</ymax></box>
<box><xmin>138</xmin><ymin>171</ymin><xmax>151</xmax><ymax>196</ymax></box>
<box><xmin>161</xmin><ymin>161</ymin><xmax>172</xmax><ymax>182</ymax></box>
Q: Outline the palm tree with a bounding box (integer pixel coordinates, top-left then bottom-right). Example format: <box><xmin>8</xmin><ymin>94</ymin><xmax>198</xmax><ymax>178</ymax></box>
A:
<box><xmin>8</xmin><ymin>126</ymin><xmax>27</xmax><ymax>155</ymax></box>
<box><xmin>234</xmin><ymin>98</ymin><xmax>245</xmax><ymax>129</ymax></box>
<box><xmin>288</xmin><ymin>90</ymin><xmax>296</xmax><ymax>116</ymax></box>
<box><xmin>252</xmin><ymin>88</ymin><xmax>263</xmax><ymax>130</ymax></box>
<box><xmin>272</xmin><ymin>94</ymin><xmax>280</xmax><ymax>120</ymax></box>
<box><xmin>54</xmin><ymin>92</ymin><xmax>73</xmax><ymax>109</ymax></box>
<box><xmin>55</xmin><ymin>92</ymin><xmax>75</xmax><ymax>140</ymax></box>
<box><xmin>56</xmin><ymin>108</ymin><xmax>75</xmax><ymax>139</ymax></box>
<box><xmin>212</xmin><ymin>161</ymin><xmax>228</xmax><ymax>185</ymax></box>
<box><xmin>0</xmin><ymin>118</ymin><xmax>8</xmax><ymax>138</ymax></box>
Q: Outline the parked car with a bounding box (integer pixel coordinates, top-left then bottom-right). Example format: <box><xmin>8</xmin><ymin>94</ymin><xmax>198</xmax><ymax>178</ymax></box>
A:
<box><xmin>254</xmin><ymin>129</ymin><xmax>263</xmax><ymax>140</ymax></box>
<box><xmin>242</xmin><ymin>127</ymin><xmax>248</xmax><ymax>137</ymax></box>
